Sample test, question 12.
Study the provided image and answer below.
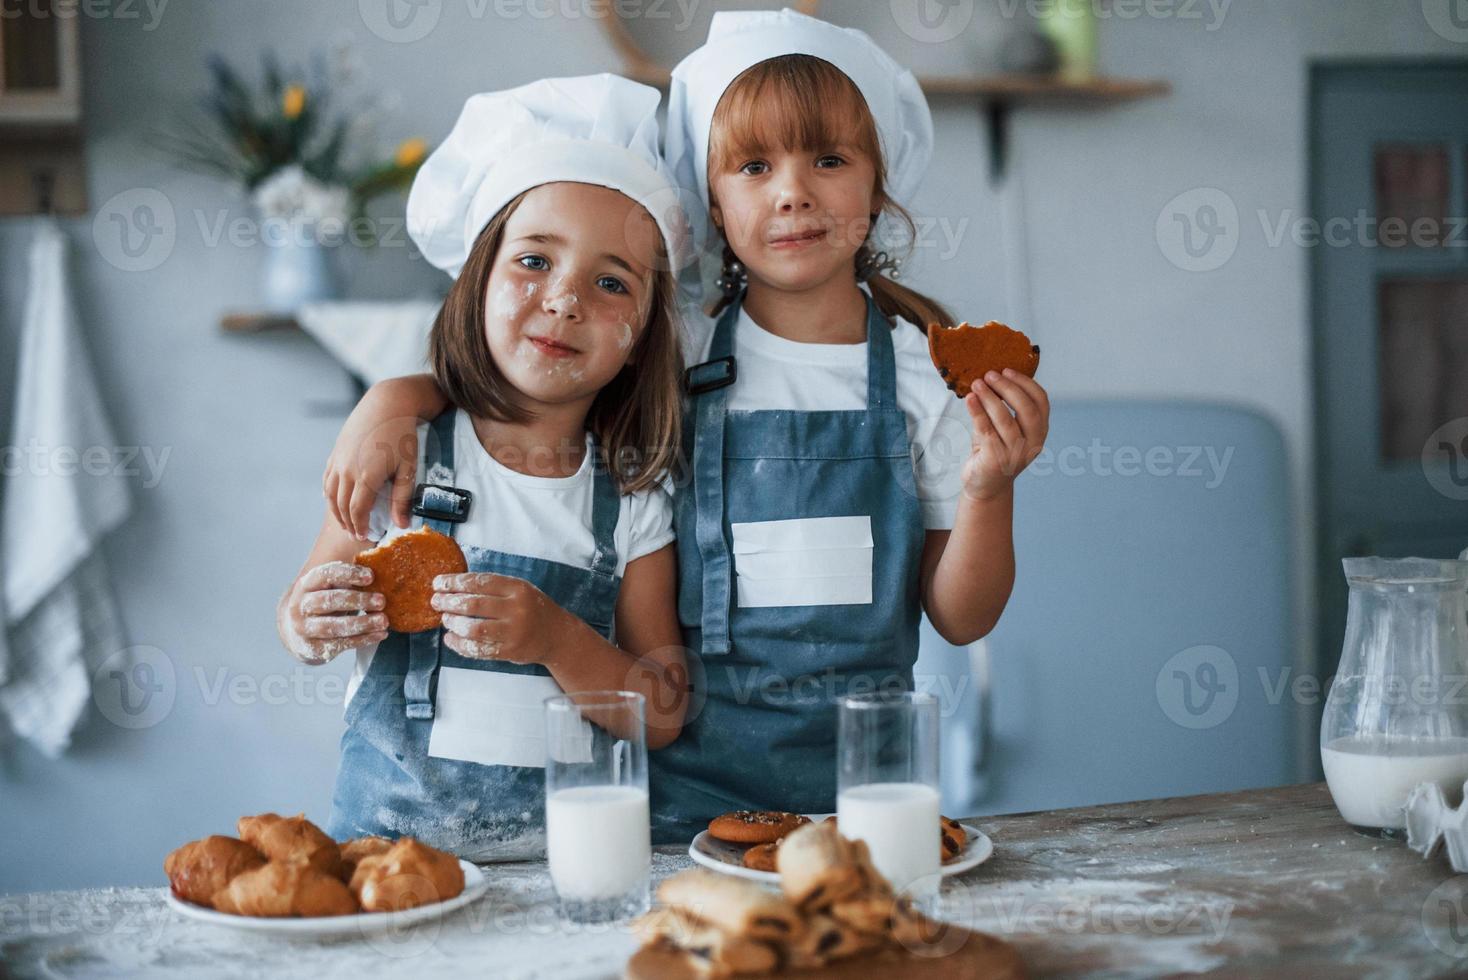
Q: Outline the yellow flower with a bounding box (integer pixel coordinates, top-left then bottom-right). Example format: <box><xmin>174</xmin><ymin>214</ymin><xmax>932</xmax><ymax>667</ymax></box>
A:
<box><xmin>282</xmin><ymin>84</ymin><xmax>306</xmax><ymax>120</ymax></box>
<box><xmin>394</xmin><ymin>138</ymin><xmax>427</xmax><ymax>169</ymax></box>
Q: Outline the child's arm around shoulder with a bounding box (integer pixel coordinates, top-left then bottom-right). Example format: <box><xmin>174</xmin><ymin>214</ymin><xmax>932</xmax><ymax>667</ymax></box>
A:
<box><xmin>277</xmin><ymin>513</ymin><xmax>389</xmax><ymax>665</ymax></box>
<box><xmin>324</xmin><ymin>374</ymin><xmax>449</xmax><ymax>541</ymax></box>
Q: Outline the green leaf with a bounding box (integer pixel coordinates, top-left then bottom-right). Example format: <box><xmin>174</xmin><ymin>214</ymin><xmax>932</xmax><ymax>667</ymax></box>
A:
<box><xmin>205</xmin><ymin>54</ymin><xmax>254</xmax><ymax>120</ymax></box>
<box><xmin>262</xmin><ymin>49</ymin><xmax>284</xmax><ymax>103</ymax></box>
<box><xmin>305</xmin><ymin>116</ymin><xmax>351</xmax><ymax>183</ymax></box>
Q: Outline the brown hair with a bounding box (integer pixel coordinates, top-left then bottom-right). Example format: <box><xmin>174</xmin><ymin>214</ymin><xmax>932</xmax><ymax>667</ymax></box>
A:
<box><xmin>427</xmin><ymin>190</ymin><xmax>684</xmax><ymax>495</ymax></box>
<box><xmin>705</xmin><ymin>54</ymin><xmax>954</xmax><ymax>331</ymax></box>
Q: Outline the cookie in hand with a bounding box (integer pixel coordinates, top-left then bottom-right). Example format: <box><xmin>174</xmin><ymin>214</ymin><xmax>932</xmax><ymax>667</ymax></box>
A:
<box><xmin>927</xmin><ymin>320</ymin><xmax>1039</xmax><ymax>398</ymax></box>
<box><xmin>355</xmin><ymin>525</ymin><xmax>467</xmax><ymax>633</ymax></box>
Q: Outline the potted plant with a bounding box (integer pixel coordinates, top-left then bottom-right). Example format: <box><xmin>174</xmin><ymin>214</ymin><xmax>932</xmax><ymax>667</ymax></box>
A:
<box><xmin>162</xmin><ymin>46</ymin><xmax>427</xmax><ymax>313</ymax></box>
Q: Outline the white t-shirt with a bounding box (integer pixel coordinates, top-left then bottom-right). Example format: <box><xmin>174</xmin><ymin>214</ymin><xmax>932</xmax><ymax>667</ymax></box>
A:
<box><xmin>680</xmin><ymin>289</ymin><xmax>975</xmax><ymax>529</ymax></box>
<box><xmin>346</xmin><ymin>412</ymin><xmax>674</xmax><ymax>707</ymax></box>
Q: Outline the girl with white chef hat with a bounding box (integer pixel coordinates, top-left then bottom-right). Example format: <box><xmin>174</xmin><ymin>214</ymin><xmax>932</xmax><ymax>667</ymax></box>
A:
<box><xmin>645</xmin><ymin>7</ymin><xmax>1051</xmax><ymax>839</ymax></box>
<box><xmin>278</xmin><ymin>74</ymin><xmax>690</xmax><ymax>860</ymax></box>
<box><xmin>318</xmin><ymin>10</ymin><xmax>1051</xmax><ymax>842</ymax></box>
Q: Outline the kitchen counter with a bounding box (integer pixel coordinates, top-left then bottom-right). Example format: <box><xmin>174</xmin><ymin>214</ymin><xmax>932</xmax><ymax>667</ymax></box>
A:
<box><xmin>3</xmin><ymin>783</ymin><xmax>1463</xmax><ymax>978</ymax></box>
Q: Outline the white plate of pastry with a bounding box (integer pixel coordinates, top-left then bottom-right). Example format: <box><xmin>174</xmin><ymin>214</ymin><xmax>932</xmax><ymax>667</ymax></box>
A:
<box><xmin>688</xmin><ymin>811</ymin><xmax>993</xmax><ymax>884</ymax></box>
<box><xmin>164</xmin><ymin>813</ymin><xmax>489</xmax><ymax>936</ymax></box>
<box><xmin>167</xmin><ymin>860</ymin><xmax>487</xmax><ymax>936</ymax></box>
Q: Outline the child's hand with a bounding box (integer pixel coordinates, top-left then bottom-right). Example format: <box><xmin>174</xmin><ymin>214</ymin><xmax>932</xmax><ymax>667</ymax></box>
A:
<box><xmin>282</xmin><ymin>562</ymin><xmax>388</xmax><ymax>664</ymax></box>
<box><xmin>961</xmin><ymin>368</ymin><xmax>1050</xmax><ymax>501</ymax></box>
<box><xmin>322</xmin><ymin>391</ymin><xmax>422</xmax><ymax>542</ymax></box>
<box><xmin>432</xmin><ymin>573</ymin><xmax>568</xmax><ymax>666</ymax></box>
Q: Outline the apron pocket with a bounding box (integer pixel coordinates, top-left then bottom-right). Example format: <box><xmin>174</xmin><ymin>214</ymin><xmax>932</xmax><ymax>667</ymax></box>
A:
<box><xmin>428</xmin><ymin>667</ymin><xmax>592</xmax><ymax>768</ymax></box>
<box><xmin>730</xmin><ymin>516</ymin><xmax>874</xmax><ymax>608</ymax></box>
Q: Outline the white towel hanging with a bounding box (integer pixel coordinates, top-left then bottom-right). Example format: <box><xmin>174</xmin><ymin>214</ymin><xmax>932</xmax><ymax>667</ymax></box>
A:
<box><xmin>0</xmin><ymin>218</ymin><xmax>133</xmax><ymax>757</ymax></box>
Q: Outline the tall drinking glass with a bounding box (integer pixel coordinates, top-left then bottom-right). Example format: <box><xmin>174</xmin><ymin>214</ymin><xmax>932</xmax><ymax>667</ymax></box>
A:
<box><xmin>836</xmin><ymin>691</ymin><xmax>941</xmax><ymax>903</ymax></box>
<box><xmin>544</xmin><ymin>691</ymin><xmax>650</xmax><ymax>923</ymax></box>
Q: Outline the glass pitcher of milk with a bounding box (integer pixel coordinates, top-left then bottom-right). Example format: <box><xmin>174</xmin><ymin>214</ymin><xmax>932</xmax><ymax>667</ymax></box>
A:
<box><xmin>1321</xmin><ymin>557</ymin><xmax>1468</xmax><ymax>837</ymax></box>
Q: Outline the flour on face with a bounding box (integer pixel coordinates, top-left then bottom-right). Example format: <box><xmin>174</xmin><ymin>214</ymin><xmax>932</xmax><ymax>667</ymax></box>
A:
<box><xmin>490</xmin><ymin>279</ymin><xmax>526</xmax><ymax>323</ymax></box>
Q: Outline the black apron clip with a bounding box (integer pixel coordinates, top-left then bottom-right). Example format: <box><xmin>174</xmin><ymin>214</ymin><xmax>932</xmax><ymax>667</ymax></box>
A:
<box><xmin>683</xmin><ymin>356</ymin><xmax>737</xmax><ymax>396</ymax></box>
<box><xmin>411</xmin><ymin>483</ymin><xmax>473</xmax><ymax>524</ymax></box>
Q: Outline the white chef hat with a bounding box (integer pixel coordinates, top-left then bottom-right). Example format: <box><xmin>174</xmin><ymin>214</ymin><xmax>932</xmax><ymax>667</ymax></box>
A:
<box><xmin>665</xmin><ymin>8</ymin><xmax>934</xmax><ymax>236</ymax></box>
<box><xmin>407</xmin><ymin>73</ymin><xmax>691</xmax><ymax>280</ymax></box>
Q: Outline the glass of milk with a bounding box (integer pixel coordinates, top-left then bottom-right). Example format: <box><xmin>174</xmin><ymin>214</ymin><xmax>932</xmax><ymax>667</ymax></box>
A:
<box><xmin>1321</xmin><ymin>557</ymin><xmax>1468</xmax><ymax>837</ymax></box>
<box><xmin>544</xmin><ymin>691</ymin><xmax>650</xmax><ymax>923</ymax></box>
<box><xmin>836</xmin><ymin>691</ymin><xmax>942</xmax><ymax>906</ymax></box>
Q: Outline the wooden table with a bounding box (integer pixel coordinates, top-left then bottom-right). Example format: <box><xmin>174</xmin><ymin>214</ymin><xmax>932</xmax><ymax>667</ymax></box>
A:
<box><xmin>2</xmin><ymin>783</ymin><xmax>1464</xmax><ymax>978</ymax></box>
<box><xmin>954</xmin><ymin>782</ymin><xmax>1467</xmax><ymax>977</ymax></box>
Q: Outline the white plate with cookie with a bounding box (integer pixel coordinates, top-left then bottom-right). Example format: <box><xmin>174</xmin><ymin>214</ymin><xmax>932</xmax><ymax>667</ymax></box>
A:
<box><xmin>166</xmin><ymin>860</ymin><xmax>488</xmax><ymax>936</ymax></box>
<box><xmin>689</xmin><ymin>815</ymin><xmax>993</xmax><ymax>884</ymax></box>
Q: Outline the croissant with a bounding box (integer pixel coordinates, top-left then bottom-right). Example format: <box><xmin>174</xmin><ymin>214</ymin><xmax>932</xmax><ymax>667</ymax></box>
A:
<box><xmin>163</xmin><ymin>835</ymin><xmax>265</xmax><ymax>908</ymax></box>
<box><xmin>212</xmin><ymin>860</ymin><xmax>359</xmax><ymax>918</ymax></box>
<box><xmin>339</xmin><ymin>835</ymin><xmax>394</xmax><ymax>881</ymax></box>
<box><xmin>348</xmin><ymin>838</ymin><xmax>464</xmax><ymax>912</ymax></box>
<box><xmin>237</xmin><ymin>812</ymin><xmax>342</xmax><ymax>878</ymax></box>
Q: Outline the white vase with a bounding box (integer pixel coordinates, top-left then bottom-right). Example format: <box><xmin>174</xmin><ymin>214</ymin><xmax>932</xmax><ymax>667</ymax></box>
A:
<box><xmin>260</xmin><ymin>233</ymin><xmax>338</xmax><ymax>315</ymax></box>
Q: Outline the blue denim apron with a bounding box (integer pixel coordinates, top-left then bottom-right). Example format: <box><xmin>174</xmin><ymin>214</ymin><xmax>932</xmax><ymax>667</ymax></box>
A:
<box><xmin>327</xmin><ymin>409</ymin><xmax>621</xmax><ymax>861</ymax></box>
<box><xmin>650</xmin><ymin>291</ymin><xmax>926</xmax><ymax>842</ymax></box>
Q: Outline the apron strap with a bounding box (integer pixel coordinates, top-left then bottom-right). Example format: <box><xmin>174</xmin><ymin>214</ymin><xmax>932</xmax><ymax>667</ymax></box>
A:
<box><xmin>862</xmin><ymin>290</ymin><xmax>899</xmax><ymax>411</ymax></box>
<box><xmin>404</xmin><ymin>408</ymin><xmax>458</xmax><ymax>720</ymax></box>
<box><xmin>688</xmin><ymin>296</ymin><xmax>741</xmax><ymax>656</ymax></box>
<box><xmin>587</xmin><ymin>437</ymin><xmax>620</xmax><ymax>580</ymax></box>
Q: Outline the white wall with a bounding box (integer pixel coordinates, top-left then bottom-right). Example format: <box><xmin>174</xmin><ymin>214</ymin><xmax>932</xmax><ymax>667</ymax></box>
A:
<box><xmin>1</xmin><ymin>0</ymin><xmax>1463</xmax><ymax>892</ymax></box>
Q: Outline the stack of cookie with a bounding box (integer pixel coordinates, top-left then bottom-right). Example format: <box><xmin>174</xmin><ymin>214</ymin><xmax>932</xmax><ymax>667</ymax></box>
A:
<box><xmin>708</xmin><ymin>809</ymin><xmax>969</xmax><ymax>871</ymax></box>
<box><xmin>708</xmin><ymin>810</ymin><xmax>812</xmax><ymax>872</ymax></box>
<box><xmin>631</xmin><ymin>820</ymin><xmax>937</xmax><ymax>976</ymax></box>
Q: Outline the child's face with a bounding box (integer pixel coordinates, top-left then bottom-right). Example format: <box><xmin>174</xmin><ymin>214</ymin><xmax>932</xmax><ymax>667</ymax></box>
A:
<box><xmin>484</xmin><ymin>182</ymin><xmax>660</xmax><ymax>408</ymax></box>
<box><xmin>709</xmin><ymin>144</ymin><xmax>878</xmax><ymax>294</ymax></box>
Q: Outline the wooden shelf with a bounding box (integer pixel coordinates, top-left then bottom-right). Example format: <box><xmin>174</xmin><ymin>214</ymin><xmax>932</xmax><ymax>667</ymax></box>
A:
<box><xmin>918</xmin><ymin>74</ymin><xmax>1171</xmax><ymax>104</ymax></box>
<box><xmin>939</xmin><ymin>75</ymin><xmax>1171</xmax><ymax>180</ymax></box>
<box><xmin>220</xmin><ymin>312</ymin><xmax>301</xmax><ymax>334</ymax></box>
